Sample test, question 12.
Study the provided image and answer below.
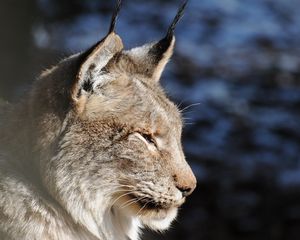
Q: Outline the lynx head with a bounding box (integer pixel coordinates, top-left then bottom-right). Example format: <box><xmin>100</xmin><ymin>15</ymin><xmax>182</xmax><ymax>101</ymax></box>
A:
<box><xmin>35</xmin><ymin>1</ymin><xmax>196</xmax><ymax>238</ymax></box>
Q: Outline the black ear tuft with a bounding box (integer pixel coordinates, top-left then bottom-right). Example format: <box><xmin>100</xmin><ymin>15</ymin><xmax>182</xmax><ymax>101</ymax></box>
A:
<box><xmin>78</xmin><ymin>0</ymin><xmax>123</xmax><ymax>70</ymax></box>
<box><xmin>166</xmin><ymin>0</ymin><xmax>188</xmax><ymax>40</ymax></box>
<box><xmin>149</xmin><ymin>1</ymin><xmax>188</xmax><ymax>61</ymax></box>
<box><xmin>108</xmin><ymin>0</ymin><xmax>122</xmax><ymax>34</ymax></box>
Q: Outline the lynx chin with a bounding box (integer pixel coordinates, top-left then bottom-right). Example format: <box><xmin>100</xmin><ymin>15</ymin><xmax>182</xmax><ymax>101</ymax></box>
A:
<box><xmin>0</xmin><ymin>1</ymin><xmax>196</xmax><ymax>239</ymax></box>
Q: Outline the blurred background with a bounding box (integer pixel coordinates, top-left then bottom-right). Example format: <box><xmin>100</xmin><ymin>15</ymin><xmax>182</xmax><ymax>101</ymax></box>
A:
<box><xmin>1</xmin><ymin>0</ymin><xmax>300</xmax><ymax>239</ymax></box>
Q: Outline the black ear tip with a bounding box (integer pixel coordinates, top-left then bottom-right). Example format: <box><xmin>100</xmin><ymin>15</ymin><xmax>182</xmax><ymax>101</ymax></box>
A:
<box><xmin>151</xmin><ymin>0</ymin><xmax>188</xmax><ymax>57</ymax></box>
<box><xmin>108</xmin><ymin>0</ymin><xmax>122</xmax><ymax>34</ymax></box>
<box><xmin>166</xmin><ymin>0</ymin><xmax>188</xmax><ymax>39</ymax></box>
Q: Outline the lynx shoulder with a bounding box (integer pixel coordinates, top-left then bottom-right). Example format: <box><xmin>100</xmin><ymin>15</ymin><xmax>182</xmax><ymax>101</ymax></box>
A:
<box><xmin>0</xmin><ymin>1</ymin><xmax>196</xmax><ymax>240</ymax></box>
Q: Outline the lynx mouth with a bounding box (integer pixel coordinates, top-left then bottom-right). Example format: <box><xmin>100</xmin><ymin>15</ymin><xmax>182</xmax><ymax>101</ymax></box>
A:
<box><xmin>113</xmin><ymin>192</ymin><xmax>180</xmax><ymax>230</ymax></box>
<box><xmin>130</xmin><ymin>194</ymin><xmax>165</xmax><ymax>210</ymax></box>
<box><xmin>127</xmin><ymin>193</ymin><xmax>184</xmax><ymax>212</ymax></box>
<box><xmin>113</xmin><ymin>187</ymin><xmax>185</xmax><ymax>213</ymax></box>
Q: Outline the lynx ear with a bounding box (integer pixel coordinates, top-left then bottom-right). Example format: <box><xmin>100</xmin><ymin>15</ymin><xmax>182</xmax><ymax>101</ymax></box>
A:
<box><xmin>72</xmin><ymin>0</ymin><xmax>123</xmax><ymax>101</ymax></box>
<box><xmin>125</xmin><ymin>1</ymin><xmax>187</xmax><ymax>82</ymax></box>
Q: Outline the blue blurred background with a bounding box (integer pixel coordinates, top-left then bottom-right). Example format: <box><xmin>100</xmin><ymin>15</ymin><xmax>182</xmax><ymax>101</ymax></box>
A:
<box><xmin>1</xmin><ymin>0</ymin><xmax>300</xmax><ymax>239</ymax></box>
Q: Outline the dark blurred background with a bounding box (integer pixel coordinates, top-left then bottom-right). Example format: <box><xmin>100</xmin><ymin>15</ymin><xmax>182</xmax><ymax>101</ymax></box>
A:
<box><xmin>1</xmin><ymin>0</ymin><xmax>300</xmax><ymax>239</ymax></box>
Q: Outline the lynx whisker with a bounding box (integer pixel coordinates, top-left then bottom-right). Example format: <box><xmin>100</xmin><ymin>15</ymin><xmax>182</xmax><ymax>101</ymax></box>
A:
<box><xmin>120</xmin><ymin>195</ymin><xmax>148</xmax><ymax>209</ymax></box>
<box><xmin>179</xmin><ymin>102</ymin><xmax>201</xmax><ymax>113</ymax></box>
<box><xmin>136</xmin><ymin>199</ymin><xmax>155</xmax><ymax>218</ymax></box>
<box><xmin>110</xmin><ymin>190</ymin><xmax>139</xmax><ymax>207</ymax></box>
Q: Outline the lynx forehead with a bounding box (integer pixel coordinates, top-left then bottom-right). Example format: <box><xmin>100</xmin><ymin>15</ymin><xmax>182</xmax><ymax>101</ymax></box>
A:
<box><xmin>0</xmin><ymin>1</ymin><xmax>196</xmax><ymax>240</ymax></box>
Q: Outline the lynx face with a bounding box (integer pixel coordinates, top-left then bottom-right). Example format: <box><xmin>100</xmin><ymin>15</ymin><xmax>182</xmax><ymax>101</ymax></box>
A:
<box><xmin>38</xmin><ymin>2</ymin><xmax>196</xmax><ymax>238</ymax></box>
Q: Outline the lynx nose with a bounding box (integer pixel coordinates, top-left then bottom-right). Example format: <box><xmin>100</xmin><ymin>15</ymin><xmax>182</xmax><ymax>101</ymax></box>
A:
<box><xmin>176</xmin><ymin>185</ymin><xmax>195</xmax><ymax>197</ymax></box>
<box><xmin>173</xmin><ymin>170</ymin><xmax>197</xmax><ymax>198</ymax></box>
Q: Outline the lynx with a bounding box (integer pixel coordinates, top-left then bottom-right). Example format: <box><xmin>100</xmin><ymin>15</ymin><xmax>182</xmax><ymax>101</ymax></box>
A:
<box><xmin>0</xmin><ymin>1</ymin><xmax>196</xmax><ymax>239</ymax></box>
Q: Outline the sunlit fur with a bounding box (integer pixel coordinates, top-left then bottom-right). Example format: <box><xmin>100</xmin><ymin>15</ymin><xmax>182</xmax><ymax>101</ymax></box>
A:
<box><xmin>0</xmin><ymin>30</ymin><xmax>196</xmax><ymax>240</ymax></box>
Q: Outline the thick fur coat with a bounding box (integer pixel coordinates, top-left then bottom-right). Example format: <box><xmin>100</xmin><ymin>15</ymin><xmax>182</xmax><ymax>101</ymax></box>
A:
<box><xmin>0</xmin><ymin>2</ymin><xmax>196</xmax><ymax>239</ymax></box>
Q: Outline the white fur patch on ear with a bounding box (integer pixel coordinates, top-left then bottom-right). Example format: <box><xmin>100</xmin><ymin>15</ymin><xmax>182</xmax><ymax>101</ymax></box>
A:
<box><xmin>124</xmin><ymin>36</ymin><xmax>175</xmax><ymax>82</ymax></box>
<box><xmin>125</xmin><ymin>43</ymin><xmax>154</xmax><ymax>61</ymax></box>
